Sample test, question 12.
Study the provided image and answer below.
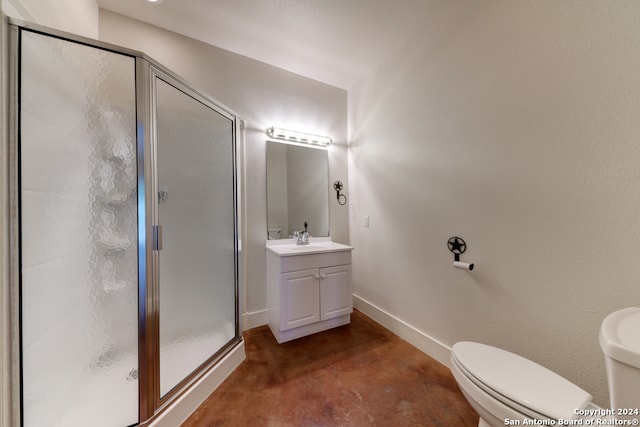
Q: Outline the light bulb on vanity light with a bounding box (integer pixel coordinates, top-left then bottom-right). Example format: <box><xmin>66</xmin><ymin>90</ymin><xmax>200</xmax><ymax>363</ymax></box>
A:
<box><xmin>266</xmin><ymin>126</ymin><xmax>332</xmax><ymax>148</ymax></box>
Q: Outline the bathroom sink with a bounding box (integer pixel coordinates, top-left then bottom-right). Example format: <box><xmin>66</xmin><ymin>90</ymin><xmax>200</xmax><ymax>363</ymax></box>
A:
<box><xmin>289</xmin><ymin>244</ymin><xmax>325</xmax><ymax>250</ymax></box>
<box><xmin>600</xmin><ymin>307</ymin><xmax>640</xmax><ymax>369</ymax></box>
<box><xmin>266</xmin><ymin>240</ymin><xmax>353</xmax><ymax>256</ymax></box>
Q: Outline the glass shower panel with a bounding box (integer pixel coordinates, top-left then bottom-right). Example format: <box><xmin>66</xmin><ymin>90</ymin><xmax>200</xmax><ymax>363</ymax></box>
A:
<box><xmin>19</xmin><ymin>31</ymin><xmax>138</xmax><ymax>427</ymax></box>
<box><xmin>155</xmin><ymin>77</ymin><xmax>237</xmax><ymax>397</ymax></box>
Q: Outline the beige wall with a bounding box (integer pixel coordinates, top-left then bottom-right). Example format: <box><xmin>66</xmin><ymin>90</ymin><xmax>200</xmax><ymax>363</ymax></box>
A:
<box><xmin>2</xmin><ymin>0</ymin><xmax>98</xmax><ymax>38</ymax></box>
<box><xmin>349</xmin><ymin>1</ymin><xmax>640</xmax><ymax>406</ymax></box>
<box><xmin>99</xmin><ymin>10</ymin><xmax>349</xmax><ymax>326</ymax></box>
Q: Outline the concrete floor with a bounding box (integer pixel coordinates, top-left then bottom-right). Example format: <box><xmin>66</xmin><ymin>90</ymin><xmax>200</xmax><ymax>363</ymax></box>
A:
<box><xmin>181</xmin><ymin>309</ymin><xmax>479</xmax><ymax>426</ymax></box>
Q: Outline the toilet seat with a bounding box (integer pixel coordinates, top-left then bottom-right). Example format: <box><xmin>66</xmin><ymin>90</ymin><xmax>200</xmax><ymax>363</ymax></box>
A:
<box><xmin>452</xmin><ymin>342</ymin><xmax>593</xmax><ymax>421</ymax></box>
<box><xmin>451</xmin><ymin>354</ymin><xmax>551</xmax><ymax>421</ymax></box>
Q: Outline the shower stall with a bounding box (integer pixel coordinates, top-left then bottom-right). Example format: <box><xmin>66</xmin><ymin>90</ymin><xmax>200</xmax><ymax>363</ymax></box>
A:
<box><xmin>8</xmin><ymin>21</ymin><xmax>241</xmax><ymax>426</ymax></box>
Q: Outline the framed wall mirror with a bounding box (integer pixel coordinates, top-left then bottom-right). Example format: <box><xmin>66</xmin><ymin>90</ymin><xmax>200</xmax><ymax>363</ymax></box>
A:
<box><xmin>266</xmin><ymin>141</ymin><xmax>329</xmax><ymax>239</ymax></box>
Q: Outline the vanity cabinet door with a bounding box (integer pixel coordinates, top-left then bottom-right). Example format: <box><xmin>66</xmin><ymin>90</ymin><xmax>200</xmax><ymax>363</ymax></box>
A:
<box><xmin>320</xmin><ymin>265</ymin><xmax>352</xmax><ymax>321</ymax></box>
<box><xmin>280</xmin><ymin>268</ymin><xmax>321</xmax><ymax>331</ymax></box>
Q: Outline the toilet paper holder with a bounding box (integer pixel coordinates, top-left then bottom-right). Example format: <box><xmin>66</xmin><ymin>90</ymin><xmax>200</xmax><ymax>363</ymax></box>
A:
<box><xmin>447</xmin><ymin>236</ymin><xmax>474</xmax><ymax>271</ymax></box>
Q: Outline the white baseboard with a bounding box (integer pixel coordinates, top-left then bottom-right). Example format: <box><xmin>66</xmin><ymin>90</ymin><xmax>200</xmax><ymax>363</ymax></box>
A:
<box><xmin>241</xmin><ymin>309</ymin><xmax>267</xmax><ymax>331</ymax></box>
<box><xmin>353</xmin><ymin>294</ymin><xmax>452</xmax><ymax>368</ymax></box>
<box><xmin>149</xmin><ymin>340</ymin><xmax>246</xmax><ymax>427</ymax></box>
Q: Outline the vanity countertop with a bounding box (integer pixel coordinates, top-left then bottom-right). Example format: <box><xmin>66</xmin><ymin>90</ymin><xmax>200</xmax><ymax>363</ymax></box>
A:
<box><xmin>266</xmin><ymin>239</ymin><xmax>354</xmax><ymax>257</ymax></box>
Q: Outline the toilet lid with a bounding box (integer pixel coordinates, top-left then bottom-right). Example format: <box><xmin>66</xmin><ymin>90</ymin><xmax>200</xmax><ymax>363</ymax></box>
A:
<box><xmin>452</xmin><ymin>342</ymin><xmax>593</xmax><ymax>421</ymax></box>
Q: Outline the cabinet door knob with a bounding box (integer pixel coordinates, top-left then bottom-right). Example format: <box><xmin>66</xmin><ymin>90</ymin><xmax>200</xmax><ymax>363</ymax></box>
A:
<box><xmin>320</xmin><ymin>273</ymin><xmax>326</xmax><ymax>279</ymax></box>
<box><xmin>314</xmin><ymin>275</ymin><xmax>321</xmax><ymax>280</ymax></box>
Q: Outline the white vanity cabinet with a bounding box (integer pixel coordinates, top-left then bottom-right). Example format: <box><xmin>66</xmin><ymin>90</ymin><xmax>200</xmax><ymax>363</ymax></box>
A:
<box><xmin>266</xmin><ymin>241</ymin><xmax>353</xmax><ymax>343</ymax></box>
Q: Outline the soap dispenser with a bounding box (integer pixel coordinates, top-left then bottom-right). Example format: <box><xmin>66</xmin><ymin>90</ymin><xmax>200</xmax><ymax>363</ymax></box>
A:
<box><xmin>302</xmin><ymin>221</ymin><xmax>309</xmax><ymax>244</ymax></box>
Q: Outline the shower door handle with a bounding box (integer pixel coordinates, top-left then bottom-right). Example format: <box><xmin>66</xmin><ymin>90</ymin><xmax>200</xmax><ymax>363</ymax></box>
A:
<box><xmin>153</xmin><ymin>225</ymin><xmax>163</xmax><ymax>251</ymax></box>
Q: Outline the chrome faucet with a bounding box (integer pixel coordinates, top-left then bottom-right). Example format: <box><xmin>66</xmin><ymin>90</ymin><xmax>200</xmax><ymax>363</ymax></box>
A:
<box><xmin>293</xmin><ymin>230</ymin><xmax>309</xmax><ymax>245</ymax></box>
<box><xmin>294</xmin><ymin>221</ymin><xmax>310</xmax><ymax>245</ymax></box>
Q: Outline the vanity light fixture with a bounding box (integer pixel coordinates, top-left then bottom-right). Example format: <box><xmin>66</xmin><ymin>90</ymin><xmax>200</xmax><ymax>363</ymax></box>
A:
<box><xmin>146</xmin><ymin>0</ymin><xmax>164</xmax><ymax>4</ymax></box>
<box><xmin>266</xmin><ymin>126</ymin><xmax>332</xmax><ymax>147</ymax></box>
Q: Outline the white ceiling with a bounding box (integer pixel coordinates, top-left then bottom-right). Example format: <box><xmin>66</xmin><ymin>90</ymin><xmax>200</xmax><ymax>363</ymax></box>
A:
<box><xmin>96</xmin><ymin>0</ymin><xmax>433</xmax><ymax>89</ymax></box>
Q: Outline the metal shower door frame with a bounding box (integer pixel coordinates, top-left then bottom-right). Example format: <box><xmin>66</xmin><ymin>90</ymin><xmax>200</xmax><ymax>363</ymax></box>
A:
<box><xmin>7</xmin><ymin>19</ymin><xmax>242</xmax><ymax>427</ymax></box>
<box><xmin>140</xmin><ymin>61</ymin><xmax>242</xmax><ymax>418</ymax></box>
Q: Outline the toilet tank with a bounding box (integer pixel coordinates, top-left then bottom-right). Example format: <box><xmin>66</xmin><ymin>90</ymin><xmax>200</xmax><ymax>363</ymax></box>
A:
<box><xmin>599</xmin><ymin>307</ymin><xmax>640</xmax><ymax>414</ymax></box>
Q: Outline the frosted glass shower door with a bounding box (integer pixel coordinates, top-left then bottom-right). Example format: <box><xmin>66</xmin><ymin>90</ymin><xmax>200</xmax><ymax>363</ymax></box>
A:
<box><xmin>19</xmin><ymin>30</ymin><xmax>138</xmax><ymax>426</ymax></box>
<box><xmin>154</xmin><ymin>76</ymin><xmax>238</xmax><ymax>397</ymax></box>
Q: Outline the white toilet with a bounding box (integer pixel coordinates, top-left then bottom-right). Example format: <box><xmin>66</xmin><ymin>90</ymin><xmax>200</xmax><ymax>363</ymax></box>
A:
<box><xmin>450</xmin><ymin>307</ymin><xmax>640</xmax><ymax>427</ymax></box>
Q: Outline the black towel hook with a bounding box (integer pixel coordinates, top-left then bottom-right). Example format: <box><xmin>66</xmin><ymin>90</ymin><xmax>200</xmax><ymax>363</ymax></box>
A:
<box><xmin>333</xmin><ymin>181</ymin><xmax>347</xmax><ymax>206</ymax></box>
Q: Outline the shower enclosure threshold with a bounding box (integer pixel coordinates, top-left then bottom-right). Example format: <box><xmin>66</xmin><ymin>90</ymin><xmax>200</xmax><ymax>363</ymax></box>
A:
<box><xmin>149</xmin><ymin>340</ymin><xmax>245</xmax><ymax>427</ymax></box>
